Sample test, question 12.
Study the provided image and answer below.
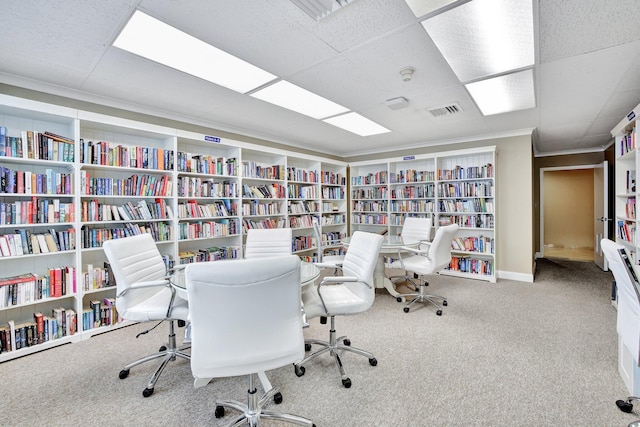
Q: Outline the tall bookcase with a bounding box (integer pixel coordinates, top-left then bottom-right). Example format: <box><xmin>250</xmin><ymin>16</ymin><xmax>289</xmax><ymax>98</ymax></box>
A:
<box><xmin>612</xmin><ymin>102</ymin><xmax>640</xmax><ymax>268</ymax></box>
<box><xmin>0</xmin><ymin>94</ymin><xmax>347</xmax><ymax>361</ymax></box>
<box><xmin>349</xmin><ymin>147</ymin><xmax>496</xmax><ymax>282</ymax></box>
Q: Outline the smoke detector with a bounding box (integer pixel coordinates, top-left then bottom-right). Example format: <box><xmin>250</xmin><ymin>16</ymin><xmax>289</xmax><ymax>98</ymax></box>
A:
<box><xmin>399</xmin><ymin>66</ymin><xmax>415</xmax><ymax>82</ymax></box>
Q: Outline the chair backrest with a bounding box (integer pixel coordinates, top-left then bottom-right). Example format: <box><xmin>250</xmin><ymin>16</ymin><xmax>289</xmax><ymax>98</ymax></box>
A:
<box><xmin>341</xmin><ymin>231</ymin><xmax>384</xmax><ymax>304</ymax></box>
<box><xmin>601</xmin><ymin>238</ymin><xmax>640</xmax><ymax>361</ymax></box>
<box><xmin>186</xmin><ymin>255</ymin><xmax>304</xmax><ymax>378</ymax></box>
<box><xmin>401</xmin><ymin>217</ymin><xmax>432</xmax><ymax>244</ymax></box>
<box><xmin>427</xmin><ymin>224</ymin><xmax>459</xmax><ymax>271</ymax></box>
<box><xmin>312</xmin><ymin>217</ymin><xmax>323</xmax><ymax>262</ymax></box>
<box><xmin>244</xmin><ymin>228</ymin><xmax>292</xmax><ymax>258</ymax></box>
<box><xmin>103</xmin><ymin>233</ymin><xmax>167</xmax><ymax>316</ymax></box>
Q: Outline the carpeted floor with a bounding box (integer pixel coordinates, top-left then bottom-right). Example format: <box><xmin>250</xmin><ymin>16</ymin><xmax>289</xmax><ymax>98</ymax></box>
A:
<box><xmin>1</xmin><ymin>259</ymin><xmax>637</xmax><ymax>426</ymax></box>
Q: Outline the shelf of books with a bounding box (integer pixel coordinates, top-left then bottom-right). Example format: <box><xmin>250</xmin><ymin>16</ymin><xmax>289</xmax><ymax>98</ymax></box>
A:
<box><xmin>77</xmin><ymin>113</ymin><xmax>177</xmax><ymax>340</ymax></box>
<box><xmin>0</xmin><ymin>94</ymin><xmax>355</xmax><ymax>360</ymax></box>
<box><xmin>388</xmin><ymin>156</ymin><xmax>436</xmax><ymax>236</ymax></box>
<box><xmin>349</xmin><ymin>147</ymin><xmax>496</xmax><ymax>282</ymax></box>
<box><xmin>612</xmin><ymin>102</ymin><xmax>640</xmax><ymax>269</ymax></box>
<box><xmin>176</xmin><ymin>131</ymin><xmax>242</xmax><ymax>265</ymax></box>
<box><xmin>0</xmin><ymin>97</ymin><xmax>82</xmax><ymax>360</ymax></box>
<box><xmin>286</xmin><ymin>156</ymin><xmax>320</xmax><ymax>261</ymax></box>
<box><xmin>436</xmin><ymin>148</ymin><xmax>496</xmax><ymax>282</ymax></box>
<box><xmin>320</xmin><ymin>162</ymin><xmax>347</xmax><ymax>260</ymax></box>
<box><xmin>350</xmin><ymin>161</ymin><xmax>390</xmax><ymax>235</ymax></box>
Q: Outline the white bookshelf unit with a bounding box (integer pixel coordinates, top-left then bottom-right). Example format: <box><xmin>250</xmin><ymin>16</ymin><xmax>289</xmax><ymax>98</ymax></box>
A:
<box><xmin>612</xmin><ymin>102</ymin><xmax>640</xmax><ymax>267</ymax></box>
<box><xmin>0</xmin><ymin>94</ymin><xmax>347</xmax><ymax>361</ymax></box>
<box><xmin>349</xmin><ymin>147</ymin><xmax>497</xmax><ymax>282</ymax></box>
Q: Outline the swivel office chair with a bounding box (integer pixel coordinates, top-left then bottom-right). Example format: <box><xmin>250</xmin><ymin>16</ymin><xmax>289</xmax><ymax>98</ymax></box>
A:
<box><xmin>186</xmin><ymin>256</ymin><xmax>314</xmax><ymax>427</ymax></box>
<box><xmin>295</xmin><ymin>231</ymin><xmax>384</xmax><ymax>388</ymax></box>
<box><xmin>103</xmin><ymin>233</ymin><xmax>190</xmax><ymax>397</ymax></box>
<box><xmin>388</xmin><ymin>224</ymin><xmax>459</xmax><ymax>315</ymax></box>
<box><xmin>312</xmin><ymin>217</ymin><xmax>344</xmax><ymax>269</ymax></box>
<box><xmin>244</xmin><ymin>226</ymin><xmax>293</xmax><ymax>403</ymax></box>
<box><xmin>244</xmin><ymin>227</ymin><xmax>292</xmax><ymax>258</ymax></box>
<box><xmin>601</xmin><ymin>239</ymin><xmax>640</xmax><ymax>427</ymax></box>
<box><xmin>387</xmin><ymin>216</ymin><xmax>432</xmax><ymax>290</ymax></box>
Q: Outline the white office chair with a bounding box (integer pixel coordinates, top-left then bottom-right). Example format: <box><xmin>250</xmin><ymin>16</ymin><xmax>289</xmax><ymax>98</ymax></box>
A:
<box><xmin>295</xmin><ymin>231</ymin><xmax>384</xmax><ymax>388</ymax></box>
<box><xmin>388</xmin><ymin>216</ymin><xmax>432</xmax><ymax>286</ymax></box>
<box><xmin>312</xmin><ymin>217</ymin><xmax>344</xmax><ymax>269</ymax></box>
<box><xmin>388</xmin><ymin>224</ymin><xmax>459</xmax><ymax>315</ymax></box>
<box><xmin>244</xmin><ymin>226</ymin><xmax>294</xmax><ymax>403</ymax></box>
<box><xmin>103</xmin><ymin>233</ymin><xmax>190</xmax><ymax>397</ymax></box>
<box><xmin>601</xmin><ymin>239</ymin><xmax>640</xmax><ymax>426</ymax></box>
<box><xmin>186</xmin><ymin>256</ymin><xmax>314</xmax><ymax>427</ymax></box>
<box><xmin>244</xmin><ymin>228</ymin><xmax>292</xmax><ymax>258</ymax></box>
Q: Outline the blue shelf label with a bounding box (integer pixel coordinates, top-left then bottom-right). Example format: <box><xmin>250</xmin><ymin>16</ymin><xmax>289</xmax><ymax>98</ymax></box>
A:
<box><xmin>204</xmin><ymin>135</ymin><xmax>221</xmax><ymax>143</ymax></box>
<box><xmin>628</xmin><ymin>111</ymin><xmax>636</xmax><ymax>121</ymax></box>
<box><xmin>402</xmin><ymin>155</ymin><xmax>415</xmax><ymax>161</ymax></box>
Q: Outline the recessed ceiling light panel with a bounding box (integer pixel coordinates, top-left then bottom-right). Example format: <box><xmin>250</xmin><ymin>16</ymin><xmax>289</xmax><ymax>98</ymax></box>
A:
<box><xmin>250</xmin><ymin>80</ymin><xmax>349</xmax><ymax>119</ymax></box>
<box><xmin>323</xmin><ymin>112</ymin><xmax>391</xmax><ymax>136</ymax></box>
<box><xmin>422</xmin><ymin>0</ymin><xmax>534</xmax><ymax>82</ymax></box>
<box><xmin>465</xmin><ymin>69</ymin><xmax>535</xmax><ymax>116</ymax></box>
<box><xmin>113</xmin><ymin>11</ymin><xmax>276</xmax><ymax>93</ymax></box>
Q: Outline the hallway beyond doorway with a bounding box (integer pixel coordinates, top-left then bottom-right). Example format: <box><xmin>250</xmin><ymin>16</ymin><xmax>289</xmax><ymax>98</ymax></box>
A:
<box><xmin>543</xmin><ymin>245</ymin><xmax>594</xmax><ymax>262</ymax></box>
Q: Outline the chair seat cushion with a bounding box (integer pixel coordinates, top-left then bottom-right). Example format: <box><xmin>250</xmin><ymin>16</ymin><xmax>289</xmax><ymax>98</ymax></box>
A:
<box><xmin>389</xmin><ymin>255</ymin><xmax>439</xmax><ymax>275</ymax></box>
<box><xmin>120</xmin><ymin>286</ymin><xmax>190</xmax><ymax>322</ymax></box>
<box><xmin>302</xmin><ymin>283</ymin><xmax>370</xmax><ymax>319</ymax></box>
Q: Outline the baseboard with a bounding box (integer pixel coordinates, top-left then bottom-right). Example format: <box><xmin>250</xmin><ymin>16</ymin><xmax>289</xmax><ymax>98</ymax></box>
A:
<box><xmin>497</xmin><ymin>270</ymin><xmax>534</xmax><ymax>283</ymax></box>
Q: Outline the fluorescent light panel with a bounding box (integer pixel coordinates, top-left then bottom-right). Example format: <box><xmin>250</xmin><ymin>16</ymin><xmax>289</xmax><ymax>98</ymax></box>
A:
<box><xmin>250</xmin><ymin>80</ymin><xmax>349</xmax><ymax>119</ymax></box>
<box><xmin>422</xmin><ymin>0</ymin><xmax>534</xmax><ymax>82</ymax></box>
<box><xmin>323</xmin><ymin>112</ymin><xmax>391</xmax><ymax>136</ymax></box>
<box><xmin>465</xmin><ymin>69</ymin><xmax>535</xmax><ymax>115</ymax></box>
<box><xmin>113</xmin><ymin>11</ymin><xmax>276</xmax><ymax>93</ymax></box>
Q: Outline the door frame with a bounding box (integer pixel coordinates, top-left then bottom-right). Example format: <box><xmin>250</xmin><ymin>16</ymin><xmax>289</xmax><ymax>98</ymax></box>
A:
<box><xmin>539</xmin><ymin>164</ymin><xmax>601</xmax><ymax>260</ymax></box>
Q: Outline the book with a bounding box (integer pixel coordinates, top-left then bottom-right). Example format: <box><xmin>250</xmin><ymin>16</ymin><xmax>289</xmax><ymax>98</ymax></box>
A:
<box><xmin>44</xmin><ymin>233</ymin><xmax>58</xmax><ymax>252</ymax></box>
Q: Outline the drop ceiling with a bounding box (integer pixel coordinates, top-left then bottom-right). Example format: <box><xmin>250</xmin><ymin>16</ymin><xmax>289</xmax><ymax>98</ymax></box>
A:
<box><xmin>1</xmin><ymin>0</ymin><xmax>640</xmax><ymax>158</ymax></box>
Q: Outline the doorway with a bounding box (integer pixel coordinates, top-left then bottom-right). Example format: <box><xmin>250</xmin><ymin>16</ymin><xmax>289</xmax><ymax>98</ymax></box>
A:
<box><xmin>540</xmin><ymin>167</ymin><xmax>598</xmax><ymax>262</ymax></box>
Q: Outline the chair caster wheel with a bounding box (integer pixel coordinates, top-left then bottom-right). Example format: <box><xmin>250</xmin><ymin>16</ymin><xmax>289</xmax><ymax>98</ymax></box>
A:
<box><xmin>274</xmin><ymin>392</ymin><xmax>283</xmax><ymax>404</ymax></box>
<box><xmin>215</xmin><ymin>405</ymin><xmax>225</xmax><ymax>418</ymax></box>
<box><xmin>142</xmin><ymin>387</ymin><xmax>154</xmax><ymax>397</ymax></box>
<box><xmin>436</xmin><ymin>310</ymin><xmax>442</xmax><ymax>316</ymax></box>
<box><xmin>369</xmin><ymin>357</ymin><xmax>377</xmax><ymax>366</ymax></box>
<box><xmin>396</xmin><ymin>297</ymin><xmax>403</xmax><ymax>303</ymax></box>
<box><xmin>119</xmin><ymin>369</ymin><xmax>129</xmax><ymax>379</ymax></box>
<box><xmin>443</xmin><ymin>300</ymin><xmax>448</xmax><ymax>306</ymax></box>
<box><xmin>403</xmin><ymin>307</ymin><xmax>410</xmax><ymax>313</ymax></box>
<box><xmin>617</xmin><ymin>399</ymin><xmax>634</xmax><ymax>413</ymax></box>
<box><xmin>295</xmin><ymin>365</ymin><xmax>305</xmax><ymax>377</ymax></box>
<box><xmin>159</xmin><ymin>345</ymin><xmax>167</xmax><ymax>352</ymax></box>
<box><xmin>343</xmin><ymin>339</ymin><xmax>351</xmax><ymax>346</ymax></box>
<box><xmin>342</xmin><ymin>378</ymin><xmax>352</xmax><ymax>388</ymax></box>
<box><xmin>305</xmin><ymin>343</ymin><xmax>312</xmax><ymax>351</ymax></box>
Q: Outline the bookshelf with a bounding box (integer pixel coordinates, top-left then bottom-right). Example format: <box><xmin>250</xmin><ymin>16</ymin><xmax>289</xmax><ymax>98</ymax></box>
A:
<box><xmin>286</xmin><ymin>156</ymin><xmax>320</xmax><ymax>261</ymax></box>
<box><xmin>320</xmin><ymin>162</ymin><xmax>347</xmax><ymax>259</ymax></box>
<box><xmin>349</xmin><ymin>147</ymin><xmax>496</xmax><ymax>282</ymax></box>
<box><xmin>176</xmin><ymin>131</ymin><xmax>242</xmax><ymax>265</ymax></box>
<box><xmin>612</xmin><ymin>102</ymin><xmax>640</xmax><ymax>269</ymax></box>
<box><xmin>0</xmin><ymin>94</ymin><xmax>348</xmax><ymax>361</ymax></box>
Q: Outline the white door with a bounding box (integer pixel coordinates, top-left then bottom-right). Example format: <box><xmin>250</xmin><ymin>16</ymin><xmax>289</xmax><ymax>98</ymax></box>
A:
<box><xmin>594</xmin><ymin>160</ymin><xmax>609</xmax><ymax>270</ymax></box>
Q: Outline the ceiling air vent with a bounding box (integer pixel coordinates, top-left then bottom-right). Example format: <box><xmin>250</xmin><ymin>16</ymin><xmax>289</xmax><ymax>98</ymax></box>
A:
<box><xmin>290</xmin><ymin>0</ymin><xmax>356</xmax><ymax>20</ymax></box>
<box><xmin>427</xmin><ymin>103</ymin><xmax>462</xmax><ymax>118</ymax></box>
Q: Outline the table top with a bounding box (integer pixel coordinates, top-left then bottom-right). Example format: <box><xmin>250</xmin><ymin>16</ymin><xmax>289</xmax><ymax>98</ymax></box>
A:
<box><xmin>171</xmin><ymin>261</ymin><xmax>320</xmax><ymax>290</ymax></box>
